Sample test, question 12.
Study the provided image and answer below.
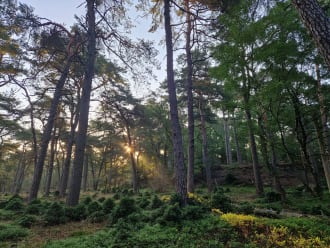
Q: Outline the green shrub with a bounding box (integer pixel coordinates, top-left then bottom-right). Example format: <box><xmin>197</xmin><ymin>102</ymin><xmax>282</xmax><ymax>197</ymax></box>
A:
<box><xmin>0</xmin><ymin>209</ymin><xmax>16</xmax><ymax>221</ymax></box>
<box><xmin>182</xmin><ymin>205</ymin><xmax>205</xmax><ymax>220</ymax></box>
<box><xmin>44</xmin><ymin>202</ymin><xmax>66</xmax><ymax>225</ymax></box>
<box><xmin>25</xmin><ymin>199</ymin><xmax>43</xmax><ymax>215</ymax></box>
<box><xmin>81</xmin><ymin>196</ymin><xmax>93</xmax><ymax>205</ymax></box>
<box><xmin>137</xmin><ymin>196</ymin><xmax>150</xmax><ymax>209</ymax></box>
<box><xmin>225</xmin><ymin>173</ymin><xmax>238</xmax><ymax>185</ymax></box>
<box><xmin>169</xmin><ymin>193</ymin><xmax>182</xmax><ymax>205</ymax></box>
<box><xmin>65</xmin><ymin>204</ymin><xmax>87</xmax><ymax>221</ymax></box>
<box><xmin>113</xmin><ymin>192</ymin><xmax>121</xmax><ymax>200</ymax></box>
<box><xmin>264</xmin><ymin>191</ymin><xmax>282</xmax><ymax>203</ymax></box>
<box><xmin>210</xmin><ymin>188</ymin><xmax>232</xmax><ymax>212</ymax></box>
<box><xmin>88</xmin><ymin>210</ymin><xmax>106</xmax><ymax>223</ymax></box>
<box><xmin>234</xmin><ymin>202</ymin><xmax>254</xmax><ymax>215</ymax></box>
<box><xmin>98</xmin><ymin>197</ymin><xmax>106</xmax><ymax>203</ymax></box>
<box><xmin>157</xmin><ymin>203</ymin><xmax>182</xmax><ymax>225</ymax></box>
<box><xmin>148</xmin><ymin>195</ymin><xmax>163</xmax><ymax>209</ymax></box>
<box><xmin>87</xmin><ymin>201</ymin><xmax>102</xmax><ymax>215</ymax></box>
<box><xmin>0</xmin><ymin>224</ymin><xmax>29</xmax><ymax>241</ymax></box>
<box><xmin>102</xmin><ymin>198</ymin><xmax>115</xmax><ymax>214</ymax></box>
<box><xmin>4</xmin><ymin>195</ymin><xmax>24</xmax><ymax>211</ymax></box>
<box><xmin>109</xmin><ymin>197</ymin><xmax>136</xmax><ymax>224</ymax></box>
<box><xmin>17</xmin><ymin>214</ymin><xmax>37</xmax><ymax>228</ymax></box>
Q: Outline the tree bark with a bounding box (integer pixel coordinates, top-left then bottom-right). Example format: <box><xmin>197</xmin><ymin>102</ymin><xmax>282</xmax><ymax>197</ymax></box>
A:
<box><xmin>233</xmin><ymin>117</ymin><xmax>242</xmax><ymax>164</ymax></box>
<box><xmin>58</xmin><ymin>106</ymin><xmax>79</xmax><ymax>197</ymax></box>
<box><xmin>82</xmin><ymin>153</ymin><xmax>89</xmax><ymax>192</ymax></box>
<box><xmin>164</xmin><ymin>0</ymin><xmax>187</xmax><ymax>205</ymax></box>
<box><xmin>243</xmin><ymin>94</ymin><xmax>264</xmax><ymax>196</ymax></box>
<box><xmin>315</xmin><ymin>63</ymin><xmax>330</xmax><ymax>192</ymax></box>
<box><xmin>29</xmin><ymin>56</ymin><xmax>73</xmax><ymax>202</ymax></box>
<box><xmin>223</xmin><ymin>113</ymin><xmax>232</xmax><ymax>165</ymax></box>
<box><xmin>292</xmin><ymin>0</ymin><xmax>330</xmax><ymax>69</ymax></box>
<box><xmin>199</xmin><ymin>94</ymin><xmax>212</xmax><ymax>192</ymax></box>
<box><xmin>185</xmin><ymin>0</ymin><xmax>195</xmax><ymax>194</ymax></box>
<box><xmin>11</xmin><ymin>146</ymin><xmax>27</xmax><ymax>194</ymax></box>
<box><xmin>66</xmin><ymin>0</ymin><xmax>96</xmax><ymax>206</ymax></box>
<box><xmin>44</xmin><ymin>127</ymin><xmax>58</xmax><ymax>196</ymax></box>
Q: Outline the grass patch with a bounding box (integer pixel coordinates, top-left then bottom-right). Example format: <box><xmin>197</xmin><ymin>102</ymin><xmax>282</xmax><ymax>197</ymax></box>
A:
<box><xmin>0</xmin><ymin>223</ymin><xmax>29</xmax><ymax>242</ymax></box>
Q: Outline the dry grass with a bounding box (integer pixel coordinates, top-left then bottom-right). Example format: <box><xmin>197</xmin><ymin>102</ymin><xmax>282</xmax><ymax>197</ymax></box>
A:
<box><xmin>14</xmin><ymin>221</ymin><xmax>107</xmax><ymax>248</ymax></box>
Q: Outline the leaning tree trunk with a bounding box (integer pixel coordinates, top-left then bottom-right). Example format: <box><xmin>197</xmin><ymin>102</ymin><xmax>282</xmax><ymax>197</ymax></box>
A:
<box><xmin>164</xmin><ymin>0</ymin><xmax>187</xmax><ymax>205</ymax></box>
<box><xmin>44</xmin><ymin>127</ymin><xmax>58</xmax><ymax>196</ymax></box>
<box><xmin>66</xmin><ymin>0</ymin><xmax>96</xmax><ymax>206</ymax></box>
<box><xmin>185</xmin><ymin>0</ymin><xmax>195</xmax><ymax>194</ymax></box>
<box><xmin>315</xmin><ymin>63</ymin><xmax>330</xmax><ymax>192</ymax></box>
<box><xmin>29</xmin><ymin>56</ymin><xmax>73</xmax><ymax>202</ymax></box>
<box><xmin>292</xmin><ymin>0</ymin><xmax>330</xmax><ymax>69</ymax></box>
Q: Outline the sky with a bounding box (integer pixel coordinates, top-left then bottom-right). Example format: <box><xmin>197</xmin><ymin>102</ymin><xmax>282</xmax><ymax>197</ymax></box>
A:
<box><xmin>18</xmin><ymin>0</ymin><xmax>167</xmax><ymax>97</ymax></box>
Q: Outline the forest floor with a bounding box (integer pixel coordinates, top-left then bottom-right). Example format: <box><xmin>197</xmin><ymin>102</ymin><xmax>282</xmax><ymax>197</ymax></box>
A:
<box><xmin>1</xmin><ymin>168</ymin><xmax>330</xmax><ymax>247</ymax></box>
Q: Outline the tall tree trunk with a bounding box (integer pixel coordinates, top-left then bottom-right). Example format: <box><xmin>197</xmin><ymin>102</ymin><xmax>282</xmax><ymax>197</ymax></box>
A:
<box><xmin>29</xmin><ymin>56</ymin><xmax>73</xmax><ymax>202</ymax></box>
<box><xmin>11</xmin><ymin>147</ymin><xmax>27</xmax><ymax>194</ymax></box>
<box><xmin>199</xmin><ymin>94</ymin><xmax>212</xmax><ymax>192</ymax></box>
<box><xmin>223</xmin><ymin>113</ymin><xmax>232</xmax><ymax>165</ymax></box>
<box><xmin>115</xmin><ymin>103</ymin><xmax>139</xmax><ymax>193</ymax></box>
<box><xmin>185</xmin><ymin>0</ymin><xmax>195</xmax><ymax>194</ymax></box>
<box><xmin>67</xmin><ymin>0</ymin><xmax>96</xmax><ymax>206</ymax></box>
<box><xmin>82</xmin><ymin>153</ymin><xmax>89</xmax><ymax>192</ymax></box>
<box><xmin>44</xmin><ymin>127</ymin><xmax>58</xmax><ymax>196</ymax></box>
<box><xmin>258</xmin><ymin>113</ymin><xmax>285</xmax><ymax>199</ymax></box>
<box><xmin>164</xmin><ymin>0</ymin><xmax>187</xmax><ymax>205</ymax></box>
<box><xmin>243</xmin><ymin>94</ymin><xmax>264</xmax><ymax>196</ymax></box>
<box><xmin>315</xmin><ymin>63</ymin><xmax>330</xmax><ymax>192</ymax></box>
<box><xmin>292</xmin><ymin>0</ymin><xmax>330</xmax><ymax>69</ymax></box>
<box><xmin>290</xmin><ymin>89</ymin><xmax>322</xmax><ymax>195</ymax></box>
<box><xmin>58</xmin><ymin>109</ymin><xmax>79</xmax><ymax>197</ymax></box>
<box><xmin>233</xmin><ymin>117</ymin><xmax>242</xmax><ymax>164</ymax></box>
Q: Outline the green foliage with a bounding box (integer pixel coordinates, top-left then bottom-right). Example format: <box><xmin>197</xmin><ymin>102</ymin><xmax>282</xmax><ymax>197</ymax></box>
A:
<box><xmin>181</xmin><ymin>205</ymin><xmax>205</xmax><ymax>220</ymax></box>
<box><xmin>234</xmin><ymin>202</ymin><xmax>254</xmax><ymax>215</ymax></box>
<box><xmin>65</xmin><ymin>204</ymin><xmax>87</xmax><ymax>221</ymax></box>
<box><xmin>112</xmin><ymin>192</ymin><xmax>121</xmax><ymax>200</ymax></box>
<box><xmin>263</xmin><ymin>217</ymin><xmax>330</xmax><ymax>239</ymax></box>
<box><xmin>148</xmin><ymin>194</ymin><xmax>163</xmax><ymax>209</ymax></box>
<box><xmin>4</xmin><ymin>194</ymin><xmax>24</xmax><ymax>211</ymax></box>
<box><xmin>109</xmin><ymin>197</ymin><xmax>137</xmax><ymax>224</ymax></box>
<box><xmin>44</xmin><ymin>202</ymin><xmax>67</xmax><ymax>226</ymax></box>
<box><xmin>224</xmin><ymin>173</ymin><xmax>238</xmax><ymax>185</ymax></box>
<box><xmin>44</xmin><ymin>215</ymin><xmax>238</xmax><ymax>248</ymax></box>
<box><xmin>0</xmin><ymin>224</ymin><xmax>29</xmax><ymax>241</ymax></box>
<box><xmin>102</xmin><ymin>198</ymin><xmax>115</xmax><ymax>214</ymax></box>
<box><xmin>169</xmin><ymin>193</ymin><xmax>182</xmax><ymax>205</ymax></box>
<box><xmin>0</xmin><ymin>209</ymin><xmax>16</xmax><ymax>221</ymax></box>
<box><xmin>136</xmin><ymin>195</ymin><xmax>150</xmax><ymax>209</ymax></box>
<box><xmin>81</xmin><ymin>196</ymin><xmax>93</xmax><ymax>205</ymax></box>
<box><xmin>17</xmin><ymin>214</ymin><xmax>37</xmax><ymax>228</ymax></box>
<box><xmin>25</xmin><ymin>199</ymin><xmax>43</xmax><ymax>215</ymax></box>
<box><xmin>157</xmin><ymin>203</ymin><xmax>182</xmax><ymax>225</ymax></box>
<box><xmin>210</xmin><ymin>188</ymin><xmax>233</xmax><ymax>212</ymax></box>
<box><xmin>87</xmin><ymin>201</ymin><xmax>102</xmax><ymax>215</ymax></box>
<box><xmin>264</xmin><ymin>191</ymin><xmax>282</xmax><ymax>203</ymax></box>
<box><xmin>88</xmin><ymin>210</ymin><xmax>106</xmax><ymax>223</ymax></box>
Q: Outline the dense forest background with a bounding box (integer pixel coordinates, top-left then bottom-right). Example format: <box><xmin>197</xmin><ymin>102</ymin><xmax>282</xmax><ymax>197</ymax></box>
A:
<box><xmin>0</xmin><ymin>0</ymin><xmax>330</xmax><ymax>206</ymax></box>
